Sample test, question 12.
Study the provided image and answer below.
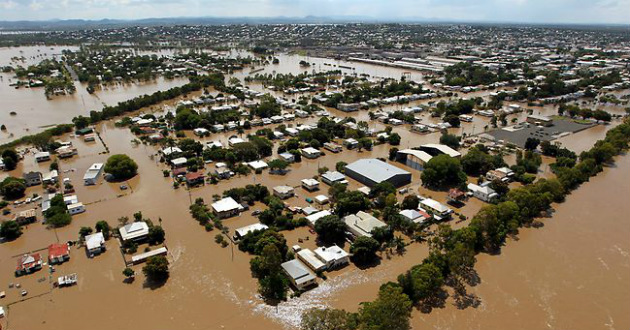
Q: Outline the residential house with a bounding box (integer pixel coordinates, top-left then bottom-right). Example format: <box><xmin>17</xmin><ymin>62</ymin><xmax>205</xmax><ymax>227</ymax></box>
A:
<box><xmin>119</xmin><ymin>221</ymin><xmax>150</xmax><ymax>242</ymax></box>
<box><xmin>15</xmin><ymin>253</ymin><xmax>43</xmax><ymax>276</ymax></box>
<box><xmin>301</xmin><ymin>178</ymin><xmax>320</xmax><ymax>191</ymax></box>
<box><xmin>297</xmin><ymin>249</ymin><xmax>327</xmax><ymax>272</ymax></box>
<box><xmin>23</xmin><ymin>171</ymin><xmax>42</xmax><ymax>187</ymax></box>
<box><xmin>301</xmin><ymin>147</ymin><xmax>321</xmax><ymax>159</ymax></box>
<box><xmin>48</xmin><ymin>243</ymin><xmax>70</xmax><ymax>264</ymax></box>
<box><xmin>273</xmin><ymin>185</ymin><xmax>295</xmax><ymax>199</ymax></box>
<box><xmin>211</xmin><ymin>197</ymin><xmax>244</xmax><ymax>219</ymax></box>
<box><xmin>281</xmin><ymin>259</ymin><xmax>317</xmax><ymax>290</ymax></box>
<box><xmin>343</xmin><ymin>211</ymin><xmax>387</xmax><ymax>238</ymax></box>
<box><xmin>321</xmin><ymin>171</ymin><xmax>347</xmax><ymax>186</ymax></box>
<box><xmin>85</xmin><ymin>232</ymin><xmax>106</xmax><ymax>257</ymax></box>
<box><xmin>314</xmin><ymin>245</ymin><xmax>350</xmax><ymax>269</ymax></box>
<box><xmin>467</xmin><ymin>183</ymin><xmax>499</xmax><ymax>202</ymax></box>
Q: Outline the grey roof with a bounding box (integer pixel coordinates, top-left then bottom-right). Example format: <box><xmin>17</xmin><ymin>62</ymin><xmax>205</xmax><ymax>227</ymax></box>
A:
<box><xmin>281</xmin><ymin>259</ymin><xmax>312</xmax><ymax>280</ymax></box>
<box><xmin>345</xmin><ymin>159</ymin><xmax>410</xmax><ymax>183</ymax></box>
<box><xmin>321</xmin><ymin>171</ymin><xmax>345</xmax><ymax>182</ymax></box>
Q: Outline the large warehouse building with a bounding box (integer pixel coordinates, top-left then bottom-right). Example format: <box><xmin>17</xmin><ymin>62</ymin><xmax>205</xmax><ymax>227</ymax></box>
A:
<box><xmin>344</xmin><ymin>159</ymin><xmax>412</xmax><ymax>188</ymax></box>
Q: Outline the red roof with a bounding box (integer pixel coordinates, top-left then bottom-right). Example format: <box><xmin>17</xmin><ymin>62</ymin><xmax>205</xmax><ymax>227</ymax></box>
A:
<box><xmin>48</xmin><ymin>243</ymin><xmax>70</xmax><ymax>259</ymax></box>
<box><xmin>16</xmin><ymin>253</ymin><xmax>42</xmax><ymax>271</ymax></box>
<box><xmin>172</xmin><ymin>168</ymin><xmax>187</xmax><ymax>176</ymax></box>
<box><xmin>185</xmin><ymin>171</ymin><xmax>205</xmax><ymax>181</ymax></box>
<box><xmin>448</xmin><ymin>188</ymin><xmax>465</xmax><ymax>200</ymax></box>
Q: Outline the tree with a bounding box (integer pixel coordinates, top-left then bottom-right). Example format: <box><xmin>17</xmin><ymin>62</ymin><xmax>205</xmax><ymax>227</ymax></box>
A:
<box><xmin>314</xmin><ymin>215</ymin><xmax>347</xmax><ymax>245</ymax></box>
<box><xmin>48</xmin><ymin>212</ymin><xmax>72</xmax><ymax>228</ymax></box>
<box><xmin>142</xmin><ymin>255</ymin><xmax>169</xmax><ymax>281</ymax></box>
<box><xmin>461</xmin><ymin>146</ymin><xmax>498</xmax><ymax>176</ymax></box>
<box><xmin>388</xmin><ymin>133</ymin><xmax>401</xmax><ymax>146</ymax></box>
<box><xmin>105</xmin><ymin>154</ymin><xmax>138</xmax><ymax>180</ymax></box>
<box><xmin>401</xmin><ymin>195</ymin><xmax>419</xmax><ymax>210</ymax></box>
<box><xmin>95</xmin><ymin>220</ymin><xmax>111</xmax><ymax>239</ymax></box>
<box><xmin>268</xmin><ymin>159</ymin><xmax>289</xmax><ymax>172</ymax></box>
<box><xmin>148</xmin><ymin>226</ymin><xmax>166</xmax><ymax>245</ymax></box>
<box><xmin>350</xmin><ymin>236</ymin><xmax>380</xmax><ymax>265</ymax></box>
<box><xmin>122</xmin><ymin>267</ymin><xmax>135</xmax><ymax>278</ymax></box>
<box><xmin>0</xmin><ymin>220</ymin><xmax>22</xmax><ymax>240</ymax></box>
<box><xmin>524</xmin><ymin>137</ymin><xmax>540</xmax><ymax>151</ymax></box>
<box><xmin>358</xmin><ymin>284</ymin><xmax>412</xmax><ymax>330</ymax></box>
<box><xmin>1</xmin><ymin>149</ymin><xmax>19</xmax><ymax>171</ymax></box>
<box><xmin>79</xmin><ymin>226</ymin><xmax>93</xmax><ymax>238</ymax></box>
<box><xmin>397</xmin><ymin>262</ymin><xmax>444</xmax><ymax>303</ymax></box>
<box><xmin>0</xmin><ymin>177</ymin><xmax>26</xmax><ymax>200</ymax></box>
<box><xmin>301</xmin><ymin>308</ymin><xmax>358</xmax><ymax>330</ymax></box>
<box><xmin>335</xmin><ymin>161</ymin><xmax>347</xmax><ymax>173</ymax></box>
<box><xmin>421</xmin><ymin>155</ymin><xmax>467</xmax><ymax>189</ymax></box>
<box><xmin>439</xmin><ymin>133</ymin><xmax>460</xmax><ymax>150</ymax></box>
<box><xmin>250</xmin><ymin>244</ymin><xmax>288</xmax><ymax>301</ymax></box>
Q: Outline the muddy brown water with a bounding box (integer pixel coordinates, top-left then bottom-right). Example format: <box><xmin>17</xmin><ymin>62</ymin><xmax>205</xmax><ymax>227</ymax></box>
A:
<box><xmin>1</xmin><ymin>46</ymin><xmax>629</xmax><ymax>330</ymax></box>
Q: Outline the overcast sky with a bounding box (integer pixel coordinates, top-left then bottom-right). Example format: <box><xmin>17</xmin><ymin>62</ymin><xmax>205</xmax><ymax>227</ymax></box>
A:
<box><xmin>0</xmin><ymin>0</ymin><xmax>628</xmax><ymax>24</ymax></box>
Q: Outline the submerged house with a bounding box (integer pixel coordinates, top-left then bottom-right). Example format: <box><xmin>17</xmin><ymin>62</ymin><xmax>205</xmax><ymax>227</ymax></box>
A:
<box><xmin>15</xmin><ymin>253</ymin><xmax>43</xmax><ymax>276</ymax></box>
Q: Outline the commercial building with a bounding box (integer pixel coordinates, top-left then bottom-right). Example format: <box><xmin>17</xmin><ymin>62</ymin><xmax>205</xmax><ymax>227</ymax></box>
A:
<box><xmin>344</xmin><ymin>159</ymin><xmax>411</xmax><ymax>188</ymax></box>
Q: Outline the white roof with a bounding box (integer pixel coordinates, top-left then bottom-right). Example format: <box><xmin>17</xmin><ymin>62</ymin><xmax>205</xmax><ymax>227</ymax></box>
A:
<box><xmin>306</xmin><ymin>210</ymin><xmax>332</xmax><ymax>225</ymax></box>
<box><xmin>315</xmin><ymin>195</ymin><xmax>329</xmax><ymax>203</ymax></box>
<box><xmin>398</xmin><ymin>149</ymin><xmax>433</xmax><ymax>163</ymax></box>
<box><xmin>212</xmin><ymin>197</ymin><xmax>242</xmax><ymax>213</ymax></box>
<box><xmin>399</xmin><ymin>209</ymin><xmax>422</xmax><ymax>221</ymax></box>
<box><xmin>248</xmin><ymin>160</ymin><xmax>268</xmax><ymax>170</ymax></box>
<box><xmin>273</xmin><ymin>185</ymin><xmax>294</xmax><ymax>194</ymax></box>
<box><xmin>301</xmin><ymin>147</ymin><xmax>320</xmax><ymax>154</ymax></box>
<box><xmin>420</xmin><ymin>198</ymin><xmax>451</xmax><ymax>213</ymax></box>
<box><xmin>314</xmin><ymin>245</ymin><xmax>348</xmax><ymax>263</ymax></box>
<box><xmin>161</xmin><ymin>147</ymin><xmax>182</xmax><ymax>156</ymax></box>
<box><xmin>343</xmin><ymin>211</ymin><xmax>386</xmax><ymax>237</ymax></box>
<box><xmin>119</xmin><ymin>221</ymin><xmax>150</xmax><ymax>241</ymax></box>
<box><xmin>297</xmin><ymin>249</ymin><xmax>326</xmax><ymax>271</ymax></box>
<box><xmin>228</xmin><ymin>137</ymin><xmax>245</xmax><ymax>145</ymax></box>
<box><xmin>235</xmin><ymin>223</ymin><xmax>269</xmax><ymax>237</ymax></box>
<box><xmin>421</xmin><ymin>144</ymin><xmax>461</xmax><ymax>158</ymax></box>
<box><xmin>131</xmin><ymin>247</ymin><xmax>168</xmax><ymax>263</ymax></box>
<box><xmin>85</xmin><ymin>232</ymin><xmax>105</xmax><ymax>250</ymax></box>
<box><xmin>171</xmin><ymin>157</ymin><xmax>187</xmax><ymax>166</ymax></box>
<box><xmin>67</xmin><ymin>202</ymin><xmax>84</xmax><ymax>210</ymax></box>
<box><xmin>301</xmin><ymin>178</ymin><xmax>319</xmax><ymax>186</ymax></box>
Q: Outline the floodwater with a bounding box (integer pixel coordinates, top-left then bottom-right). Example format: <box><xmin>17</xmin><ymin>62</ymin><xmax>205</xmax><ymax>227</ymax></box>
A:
<box><xmin>0</xmin><ymin>45</ymin><xmax>629</xmax><ymax>330</ymax></box>
<box><xmin>414</xmin><ymin>152</ymin><xmax>630</xmax><ymax>330</ymax></box>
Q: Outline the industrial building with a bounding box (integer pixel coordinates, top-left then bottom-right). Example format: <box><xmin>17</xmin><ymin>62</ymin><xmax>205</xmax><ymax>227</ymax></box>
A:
<box><xmin>344</xmin><ymin>159</ymin><xmax>411</xmax><ymax>188</ymax></box>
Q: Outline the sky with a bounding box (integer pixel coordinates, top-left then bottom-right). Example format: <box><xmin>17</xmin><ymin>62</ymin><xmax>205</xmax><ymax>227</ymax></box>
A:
<box><xmin>0</xmin><ymin>0</ymin><xmax>628</xmax><ymax>24</ymax></box>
